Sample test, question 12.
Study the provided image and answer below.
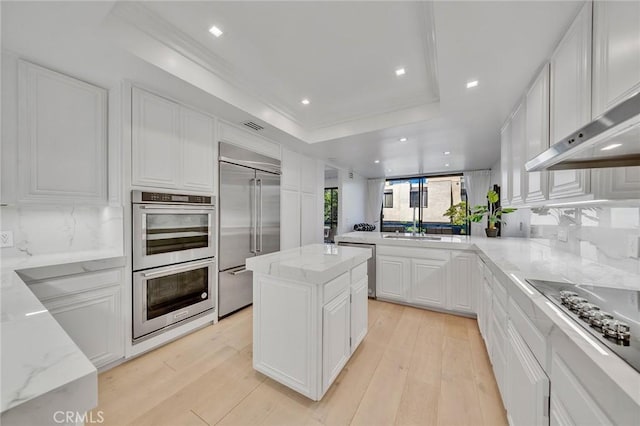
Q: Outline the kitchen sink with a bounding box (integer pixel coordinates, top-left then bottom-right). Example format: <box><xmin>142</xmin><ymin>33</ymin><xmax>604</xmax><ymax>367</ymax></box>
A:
<box><xmin>382</xmin><ymin>234</ymin><xmax>442</xmax><ymax>241</ymax></box>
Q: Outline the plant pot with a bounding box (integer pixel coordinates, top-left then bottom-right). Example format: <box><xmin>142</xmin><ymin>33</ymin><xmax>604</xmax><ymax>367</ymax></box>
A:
<box><xmin>485</xmin><ymin>228</ymin><xmax>499</xmax><ymax>238</ymax></box>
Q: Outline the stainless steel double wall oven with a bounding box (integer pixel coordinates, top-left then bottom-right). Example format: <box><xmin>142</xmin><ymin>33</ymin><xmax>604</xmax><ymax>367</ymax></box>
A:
<box><xmin>132</xmin><ymin>190</ymin><xmax>216</xmax><ymax>341</ymax></box>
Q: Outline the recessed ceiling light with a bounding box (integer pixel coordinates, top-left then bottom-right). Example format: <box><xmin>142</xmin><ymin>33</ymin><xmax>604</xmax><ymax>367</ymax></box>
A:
<box><xmin>444</xmin><ymin>151</ymin><xmax>451</xmax><ymax>155</ymax></box>
<box><xmin>445</xmin><ymin>163</ymin><xmax>450</xmax><ymax>167</ymax></box>
<box><xmin>395</xmin><ymin>68</ymin><xmax>406</xmax><ymax>77</ymax></box>
<box><xmin>387</xmin><ymin>169</ymin><xmax>392</xmax><ymax>172</ymax></box>
<box><xmin>466</xmin><ymin>80</ymin><xmax>479</xmax><ymax>89</ymax></box>
<box><xmin>209</xmin><ymin>26</ymin><xmax>223</xmax><ymax>38</ymax></box>
<box><xmin>301</xmin><ymin>98</ymin><xmax>310</xmax><ymax>105</ymax></box>
<box><xmin>399</xmin><ymin>137</ymin><xmax>407</xmax><ymax>142</ymax></box>
<box><xmin>600</xmin><ymin>143</ymin><xmax>622</xmax><ymax>151</ymax></box>
<box><xmin>374</xmin><ymin>160</ymin><xmax>380</xmax><ymax>164</ymax></box>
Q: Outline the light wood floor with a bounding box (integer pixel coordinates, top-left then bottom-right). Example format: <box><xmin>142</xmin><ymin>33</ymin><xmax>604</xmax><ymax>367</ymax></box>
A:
<box><xmin>92</xmin><ymin>300</ymin><xmax>507</xmax><ymax>426</ymax></box>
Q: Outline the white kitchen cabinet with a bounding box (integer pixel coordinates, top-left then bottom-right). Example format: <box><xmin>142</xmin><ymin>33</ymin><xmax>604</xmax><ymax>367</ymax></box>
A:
<box><xmin>409</xmin><ymin>258</ymin><xmax>447</xmax><ymax>309</ymax></box>
<box><xmin>29</xmin><ymin>267</ymin><xmax>125</xmax><ymax>369</ymax></box>
<box><xmin>481</xmin><ymin>274</ymin><xmax>493</xmax><ymax>343</ymax></box>
<box><xmin>17</xmin><ymin>60</ymin><xmax>108</xmax><ymax>204</ymax></box>
<box><xmin>322</xmin><ymin>289</ymin><xmax>351</xmax><ymax>393</ymax></box>
<box><xmin>490</xmin><ymin>309</ymin><xmax>507</xmax><ymax>399</ymax></box>
<box><xmin>132</xmin><ymin>87</ymin><xmax>215</xmax><ymax>192</ymax></box>
<box><xmin>44</xmin><ymin>285</ymin><xmax>123</xmax><ymax>368</ymax></box>
<box><xmin>281</xmin><ymin>189</ymin><xmax>301</xmax><ymax>250</ymax></box>
<box><xmin>510</xmin><ymin>101</ymin><xmax>526</xmax><ymax>205</ymax></box>
<box><xmin>549</xmin><ymin>2</ymin><xmax>591</xmax><ymax>200</ymax></box>
<box><xmin>448</xmin><ymin>252</ymin><xmax>475</xmax><ymax>313</ymax></box>
<box><xmin>281</xmin><ymin>148</ymin><xmax>301</xmax><ymax>191</ymax></box>
<box><xmin>505</xmin><ymin>323</ymin><xmax>550</xmax><ymax>426</ymax></box>
<box><xmin>524</xmin><ymin>64</ymin><xmax>550</xmax><ymax>203</ymax></box>
<box><xmin>300</xmin><ymin>192</ymin><xmax>318</xmax><ymax>246</ymax></box>
<box><xmin>500</xmin><ymin>121</ymin><xmax>512</xmax><ymax>206</ymax></box>
<box><xmin>593</xmin><ymin>166</ymin><xmax>640</xmax><ymax>200</ymax></box>
<box><xmin>350</xmin><ymin>277</ymin><xmax>368</xmax><ymax>352</ymax></box>
<box><xmin>301</xmin><ymin>155</ymin><xmax>317</xmax><ymax>194</ymax></box>
<box><xmin>181</xmin><ymin>107</ymin><xmax>216</xmax><ymax>192</ymax></box>
<box><xmin>376</xmin><ymin>255</ymin><xmax>409</xmax><ymax>302</ymax></box>
<box><xmin>550</xmin><ymin>350</ymin><xmax>612</xmax><ymax>425</ymax></box>
<box><xmin>592</xmin><ymin>1</ymin><xmax>640</xmax><ymax>117</ymax></box>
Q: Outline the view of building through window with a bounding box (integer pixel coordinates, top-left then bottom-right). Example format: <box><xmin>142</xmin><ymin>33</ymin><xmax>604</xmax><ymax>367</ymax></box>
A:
<box><xmin>381</xmin><ymin>175</ymin><xmax>466</xmax><ymax>234</ymax></box>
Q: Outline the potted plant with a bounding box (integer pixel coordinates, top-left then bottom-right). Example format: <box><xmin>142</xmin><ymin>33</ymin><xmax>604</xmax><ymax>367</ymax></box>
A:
<box><xmin>443</xmin><ymin>201</ymin><xmax>467</xmax><ymax>234</ymax></box>
<box><xmin>469</xmin><ymin>190</ymin><xmax>516</xmax><ymax>237</ymax></box>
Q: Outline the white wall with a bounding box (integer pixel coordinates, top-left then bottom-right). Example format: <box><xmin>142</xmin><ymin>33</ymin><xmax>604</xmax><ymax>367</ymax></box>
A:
<box><xmin>338</xmin><ymin>170</ymin><xmax>367</xmax><ymax>234</ymax></box>
<box><xmin>490</xmin><ymin>160</ymin><xmax>529</xmax><ymax>237</ymax></box>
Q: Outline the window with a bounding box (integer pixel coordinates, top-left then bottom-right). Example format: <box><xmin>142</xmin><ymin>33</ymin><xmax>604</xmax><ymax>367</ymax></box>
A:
<box><xmin>409</xmin><ymin>185</ymin><xmax>428</xmax><ymax>208</ymax></box>
<box><xmin>383</xmin><ymin>191</ymin><xmax>393</xmax><ymax>208</ymax></box>
<box><xmin>324</xmin><ymin>188</ymin><xmax>338</xmax><ymax>242</ymax></box>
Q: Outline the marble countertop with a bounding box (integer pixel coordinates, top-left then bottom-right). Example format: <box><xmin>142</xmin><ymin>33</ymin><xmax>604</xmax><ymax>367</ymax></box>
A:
<box><xmin>1</xmin><ymin>251</ymin><xmax>124</xmax><ymax>421</ymax></box>
<box><xmin>246</xmin><ymin>243</ymin><xmax>372</xmax><ymax>284</ymax></box>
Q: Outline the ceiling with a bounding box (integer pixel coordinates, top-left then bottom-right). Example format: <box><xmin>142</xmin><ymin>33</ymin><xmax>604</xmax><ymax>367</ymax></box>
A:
<box><xmin>2</xmin><ymin>1</ymin><xmax>585</xmax><ymax>179</ymax></box>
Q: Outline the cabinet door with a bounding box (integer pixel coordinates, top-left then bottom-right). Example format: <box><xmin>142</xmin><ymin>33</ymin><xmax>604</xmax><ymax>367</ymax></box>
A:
<box><xmin>181</xmin><ymin>108</ymin><xmax>215</xmax><ymax>192</ymax></box>
<box><xmin>549</xmin><ymin>3</ymin><xmax>591</xmax><ymax>199</ymax></box>
<box><xmin>550</xmin><ymin>350</ymin><xmax>612</xmax><ymax>425</ymax></box>
<box><xmin>481</xmin><ymin>280</ymin><xmax>493</xmax><ymax>344</ymax></box>
<box><xmin>376</xmin><ymin>255</ymin><xmax>408</xmax><ymax>301</ymax></box>
<box><xmin>593</xmin><ymin>166</ymin><xmax>640</xmax><ymax>200</ymax></box>
<box><xmin>300</xmin><ymin>192</ymin><xmax>318</xmax><ymax>246</ymax></box>
<box><xmin>322</xmin><ymin>290</ymin><xmax>351</xmax><ymax>393</ymax></box>
<box><xmin>510</xmin><ymin>102</ymin><xmax>526</xmax><ymax>205</ymax></box>
<box><xmin>300</xmin><ymin>156</ymin><xmax>317</xmax><ymax>194</ymax></box>
<box><xmin>280</xmin><ymin>189</ymin><xmax>301</xmax><ymax>250</ymax></box>
<box><xmin>44</xmin><ymin>286</ymin><xmax>123</xmax><ymax>368</ymax></box>
<box><xmin>281</xmin><ymin>148</ymin><xmax>301</xmax><ymax>191</ymax></box>
<box><xmin>448</xmin><ymin>252</ymin><xmax>475</xmax><ymax>313</ymax></box>
<box><xmin>593</xmin><ymin>1</ymin><xmax>640</xmax><ymax>116</ymax></box>
<box><xmin>505</xmin><ymin>323</ymin><xmax>549</xmax><ymax>426</ymax></box>
<box><xmin>409</xmin><ymin>258</ymin><xmax>447</xmax><ymax>309</ymax></box>
<box><xmin>18</xmin><ymin>60</ymin><xmax>107</xmax><ymax>203</ymax></box>
<box><xmin>132</xmin><ymin>88</ymin><xmax>181</xmax><ymax>188</ymax></box>
<box><xmin>350</xmin><ymin>277</ymin><xmax>368</xmax><ymax>353</ymax></box>
<box><xmin>500</xmin><ymin>120</ymin><xmax>512</xmax><ymax>205</ymax></box>
<box><xmin>525</xmin><ymin>64</ymin><xmax>550</xmax><ymax>203</ymax></box>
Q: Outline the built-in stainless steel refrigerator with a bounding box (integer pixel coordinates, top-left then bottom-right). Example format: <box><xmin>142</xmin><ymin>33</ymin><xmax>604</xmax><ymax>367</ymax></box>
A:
<box><xmin>218</xmin><ymin>142</ymin><xmax>280</xmax><ymax>317</ymax></box>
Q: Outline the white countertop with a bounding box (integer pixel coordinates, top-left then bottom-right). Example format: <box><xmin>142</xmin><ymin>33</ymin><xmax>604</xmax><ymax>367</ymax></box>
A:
<box><xmin>1</xmin><ymin>251</ymin><xmax>123</xmax><ymax>423</ymax></box>
<box><xmin>246</xmin><ymin>243</ymin><xmax>372</xmax><ymax>284</ymax></box>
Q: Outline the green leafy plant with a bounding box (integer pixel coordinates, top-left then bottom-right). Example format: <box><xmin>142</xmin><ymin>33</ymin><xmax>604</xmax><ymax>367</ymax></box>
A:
<box><xmin>443</xmin><ymin>201</ymin><xmax>467</xmax><ymax>226</ymax></box>
<box><xmin>469</xmin><ymin>190</ymin><xmax>517</xmax><ymax>230</ymax></box>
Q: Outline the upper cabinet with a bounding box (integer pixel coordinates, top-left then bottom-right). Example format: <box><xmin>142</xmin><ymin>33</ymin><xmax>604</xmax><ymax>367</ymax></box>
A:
<box><xmin>548</xmin><ymin>2</ymin><xmax>591</xmax><ymax>200</ymax></box>
<box><xmin>510</xmin><ymin>101</ymin><xmax>526</xmax><ymax>205</ymax></box>
<box><xmin>132</xmin><ymin>87</ymin><xmax>215</xmax><ymax>193</ymax></box>
<box><xmin>17</xmin><ymin>60</ymin><xmax>108</xmax><ymax>204</ymax></box>
<box><xmin>592</xmin><ymin>1</ymin><xmax>640</xmax><ymax>117</ymax></box>
<box><xmin>524</xmin><ymin>64</ymin><xmax>550</xmax><ymax>203</ymax></box>
<box><xmin>500</xmin><ymin>121</ymin><xmax>512</xmax><ymax>206</ymax></box>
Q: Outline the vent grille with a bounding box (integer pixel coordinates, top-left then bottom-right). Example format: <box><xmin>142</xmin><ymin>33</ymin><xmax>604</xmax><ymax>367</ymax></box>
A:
<box><xmin>242</xmin><ymin>121</ymin><xmax>264</xmax><ymax>131</ymax></box>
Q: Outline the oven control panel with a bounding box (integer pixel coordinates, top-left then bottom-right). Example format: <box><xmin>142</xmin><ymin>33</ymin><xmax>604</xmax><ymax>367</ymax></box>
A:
<box><xmin>133</xmin><ymin>190</ymin><xmax>213</xmax><ymax>205</ymax></box>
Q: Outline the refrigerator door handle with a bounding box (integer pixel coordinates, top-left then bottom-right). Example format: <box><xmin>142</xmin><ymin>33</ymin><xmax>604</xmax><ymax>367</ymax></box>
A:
<box><xmin>250</xmin><ymin>178</ymin><xmax>257</xmax><ymax>254</ymax></box>
<box><xmin>257</xmin><ymin>179</ymin><xmax>263</xmax><ymax>253</ymax></box>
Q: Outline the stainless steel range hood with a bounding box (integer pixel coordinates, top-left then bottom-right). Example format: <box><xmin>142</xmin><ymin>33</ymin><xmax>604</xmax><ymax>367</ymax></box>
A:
<box><xmin>525</xmin><ymin>91</ymin><xmax>640</xmax><ymax>171</ymax></box>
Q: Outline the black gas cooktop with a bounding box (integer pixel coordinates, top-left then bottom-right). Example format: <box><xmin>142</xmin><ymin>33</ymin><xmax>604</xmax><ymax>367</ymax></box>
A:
<box><xmin>526</xmin><ymin>279</ymin><xmax>640</xmax><ymax>373</ymax></box>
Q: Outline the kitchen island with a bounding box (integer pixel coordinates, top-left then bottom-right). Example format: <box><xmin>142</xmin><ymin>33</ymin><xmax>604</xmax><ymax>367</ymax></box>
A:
<box><xmin>246</xmin><ymin>243</ymin><xmax>372</xmax><ymax>401</ymax></box>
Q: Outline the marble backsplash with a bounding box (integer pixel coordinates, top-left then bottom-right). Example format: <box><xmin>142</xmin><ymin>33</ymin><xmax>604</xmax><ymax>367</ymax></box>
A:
<box><xmin>0</xmin><ymin>205</ymin><xmax>124</xmax><ymax>267</ymax></box>
<box><xmin>528</xmin><ymin>205</ymin><xmax>640</xmax><ymax>276</ymax></box>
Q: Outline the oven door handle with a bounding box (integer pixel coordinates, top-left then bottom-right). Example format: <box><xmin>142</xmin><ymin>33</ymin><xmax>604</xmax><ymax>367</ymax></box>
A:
<box><xmin>228</xmin><ymin>266</ymin><xmax>250</xmax><ymax>275</ymax></box>
<box><xmin>138</xmin><ymin>205</ymin><xmax>215</xmax><ymax>211</ymax></box>
<box><xmin>142</xmin><ymin>259</ymin><xmax>215</xmax><ymax>278</ymax></box>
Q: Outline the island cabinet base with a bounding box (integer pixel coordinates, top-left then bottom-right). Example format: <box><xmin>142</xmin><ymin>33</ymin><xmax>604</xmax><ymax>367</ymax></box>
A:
<box><xmin>252</xmin><ymin>262</ymin><xmax>368</xmax><ymax>401</ymax></box>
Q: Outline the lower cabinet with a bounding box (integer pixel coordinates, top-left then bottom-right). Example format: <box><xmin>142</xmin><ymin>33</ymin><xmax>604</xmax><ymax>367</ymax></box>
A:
<box><xmin>29</xmin><ymin>267</ymin><xmax>125</xmax><ymax>369</ymax></box>
<box><xmin>549</xmin><ymin>350</ymin><xmax>612</xmax><ymax>425</ymax></box>
<box><xmin>44</xmin><ymin>285</ymin><xmax>123</xmax><ymax>368</ymax></box>
<box><xmin>376</xmin><ymin>255</ymin><xmax>409</xmax><ymax>301</ymax></box>
<box><xmin>448</xmin><ymin>252</ymin><xmax>475</xmax><ymax>313</ymax></box>
<box><xmin>505</xmin><ymin>323</ymin><xmax>550</xmax><ymax>426</ymax></box>
<box><xmin>350</xmin><ymin>277</ymin><xmax>368</xmax><ymax>352</ymax></box>
<box><xmin>409</xmin><ymin>258</ymin><xmax>447</xmax><ymax>309</ymax></box>
<box><xmin>322</xmin><ymin>289</ymin><xmax>351</xmax><ymax>392</ymax></box>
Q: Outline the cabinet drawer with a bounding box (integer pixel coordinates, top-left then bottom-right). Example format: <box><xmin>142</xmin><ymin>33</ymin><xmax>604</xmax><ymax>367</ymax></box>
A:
<box><xmin>492</xmin><ymin>292</ymin><xmax>508</xmax><ymax>328</ymax></box>
<box><xmin>508</xmin><ymin>299</ymin><xmax>547</xmax><ymax>367</ymax></box>
<box><xmin>376</xmin><ymin>245</ymin><xmax>450</xmax><ymax>261</ymax></box>
<box><xmin>492</xmin><ymin>276</ymin><xmax>508</xmax><ymax>310</ymax></box>
<box><xmin>29</xmin><ymin>268</ymin><xmax>123</xmax><ymax>301</ymax></box>
<box><xmin>351</xmin><ymin>262</ymin><xmax>367</xmax><ymax>284</ymax></box>
<box><xmin>324</xmin><ymin>272</ymin><xmax>350</xmax><ymax>304</ymax></box>
<box><xmin>483</xmin><ymin>263</ymin><xmax>494</xmax><ymax>283</ymax></box>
